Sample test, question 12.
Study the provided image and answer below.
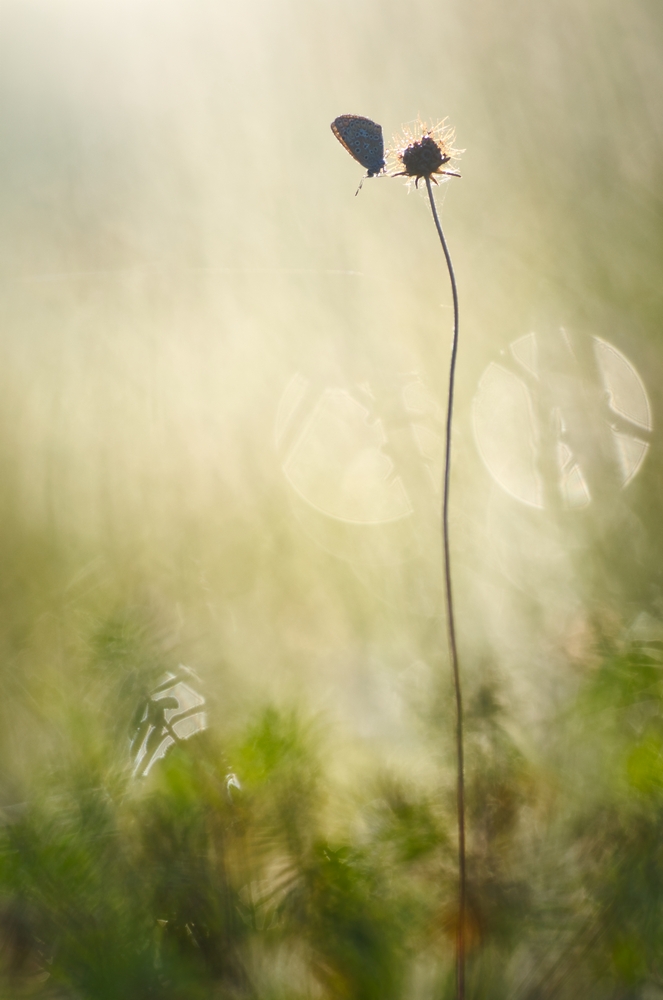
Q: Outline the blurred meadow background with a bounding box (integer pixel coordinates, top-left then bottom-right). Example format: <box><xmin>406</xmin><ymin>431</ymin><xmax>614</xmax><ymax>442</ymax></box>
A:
<box><xmin>0</xmin><ymin>0</ymin><xmax>663</xmax><ymax>996</ymax></box>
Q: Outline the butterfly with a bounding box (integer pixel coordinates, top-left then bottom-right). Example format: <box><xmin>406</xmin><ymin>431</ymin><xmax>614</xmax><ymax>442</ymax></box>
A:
<box><xmin>331</xmin><ymin>115</ymin><xmax>386</xmax><ymax>191</ymax></box>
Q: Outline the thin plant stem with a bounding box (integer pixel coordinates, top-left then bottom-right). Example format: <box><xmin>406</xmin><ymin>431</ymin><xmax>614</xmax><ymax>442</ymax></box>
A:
<box><xmin>424</xmin><ymin>175</ymin><xmax>466</xmax><ymax>1000</ymax></box>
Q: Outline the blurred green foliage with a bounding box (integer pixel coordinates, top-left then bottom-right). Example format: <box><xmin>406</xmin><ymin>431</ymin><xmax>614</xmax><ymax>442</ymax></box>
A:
<box><xmin>0</xmin><ymin>622</ymin><xmax>662</xmax><ymax>998</ymax></box>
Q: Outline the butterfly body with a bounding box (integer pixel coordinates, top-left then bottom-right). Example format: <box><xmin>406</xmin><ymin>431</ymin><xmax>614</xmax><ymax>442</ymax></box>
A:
<box><xmin>331</xmin><ymin>115</ymin><xmax>385</xmax><ymax>178</ymax></box>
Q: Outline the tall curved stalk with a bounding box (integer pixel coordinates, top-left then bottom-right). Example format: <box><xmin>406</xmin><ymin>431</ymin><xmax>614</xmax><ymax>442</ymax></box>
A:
<box><xmin>424</xmin><ymin>176</ymin><xmax>466</xmax><ymax>1000</ymax></box>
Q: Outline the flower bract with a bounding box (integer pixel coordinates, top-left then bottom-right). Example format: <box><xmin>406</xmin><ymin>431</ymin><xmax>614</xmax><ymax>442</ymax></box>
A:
<box><xmin>391</xmin><ymin>119</ymin><xmax>462</xmax><ymax>188</ymax></box>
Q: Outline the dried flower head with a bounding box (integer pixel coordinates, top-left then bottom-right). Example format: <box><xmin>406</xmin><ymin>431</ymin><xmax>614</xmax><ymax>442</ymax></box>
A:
<box><xmin>390</xmin><ymin>119</ymin><xmax>462</xmax><ymax>188</ymax></box>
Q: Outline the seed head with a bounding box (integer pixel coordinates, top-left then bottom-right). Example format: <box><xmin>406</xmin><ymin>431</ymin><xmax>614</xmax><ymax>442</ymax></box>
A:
<box><xmin>390</xmin><ymin>119</ymin><xmax>462</xmax><ymax>188</ymax></box>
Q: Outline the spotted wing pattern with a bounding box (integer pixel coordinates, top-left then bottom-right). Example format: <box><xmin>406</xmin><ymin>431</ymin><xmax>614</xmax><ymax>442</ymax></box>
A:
<box><xmin>331</xmin><ymin>114</ymin><xmax>385</xmax><ymax>177</ymax></box>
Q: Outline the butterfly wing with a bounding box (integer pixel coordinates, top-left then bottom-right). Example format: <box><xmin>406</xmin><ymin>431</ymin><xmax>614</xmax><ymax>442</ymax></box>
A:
<box><xmin>331</xmin><ymin>115</ymin><xmax>384</xmax><ymax>174</ymax></box>
<box><xmin>331</xmin><ymin>115</ymin><xmax>362</xmax><ymax>160</ymax></box>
